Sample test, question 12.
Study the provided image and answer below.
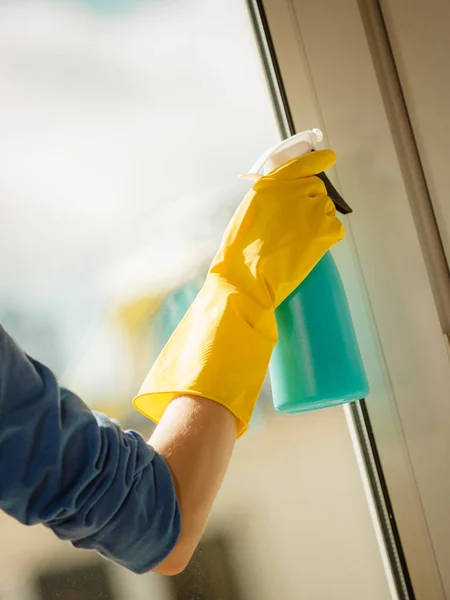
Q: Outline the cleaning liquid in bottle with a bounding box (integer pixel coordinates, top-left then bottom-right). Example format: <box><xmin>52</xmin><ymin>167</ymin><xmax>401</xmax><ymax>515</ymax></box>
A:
<box><xmin>242</xmin><ymin>129</ymin><xmax>369</xmax><ymax>413</ymax></box>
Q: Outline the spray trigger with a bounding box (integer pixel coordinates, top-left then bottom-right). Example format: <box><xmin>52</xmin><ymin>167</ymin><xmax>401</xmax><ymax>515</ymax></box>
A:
<box><xmin>316</xmin><ymin>172</ymin><xmax>353</xmax><ymax>215</ymax></box>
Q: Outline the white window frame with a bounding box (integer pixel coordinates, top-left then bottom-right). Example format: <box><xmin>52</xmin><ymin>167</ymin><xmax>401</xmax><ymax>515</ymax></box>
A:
<box><xmin>252</xmin><ymin>1</ymin><xmax>450</xmax><ymax>598</ymax></box>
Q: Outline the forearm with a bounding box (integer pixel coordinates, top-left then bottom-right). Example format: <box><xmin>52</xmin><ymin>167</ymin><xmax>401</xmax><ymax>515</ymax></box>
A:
<box><xmin>150</xmin><ymin>395</ymin><xmax>237</xmax><ymax>575</ymax></box>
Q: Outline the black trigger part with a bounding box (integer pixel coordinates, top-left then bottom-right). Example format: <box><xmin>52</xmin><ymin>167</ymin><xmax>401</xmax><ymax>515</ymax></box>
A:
<box><xmin>316</xmin><ymin>172</ymin><xmax>353</xmax><ymax>215</ymax></box>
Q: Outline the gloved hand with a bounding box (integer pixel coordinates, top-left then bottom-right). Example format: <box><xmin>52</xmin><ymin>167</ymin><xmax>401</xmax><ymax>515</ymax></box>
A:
<box><xmin>134</xmin><ymin>149</ymin><xmax>345</xmax><ymax>437</ymax></box>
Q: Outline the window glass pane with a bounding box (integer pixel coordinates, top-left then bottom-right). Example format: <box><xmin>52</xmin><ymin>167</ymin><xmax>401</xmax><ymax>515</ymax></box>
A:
<box><xmin>0</xmin><ymin>2</ymin><xmax>390</xmax><ymax>599</ymax></box>
<box><xmin>0</xmin><ymin>1</ymin><xmax>280</xmax><ymax>598</ymax></box>
<box><xmin>0</xmin><ymin>0</ymin><xmax>279</xmax><ymax>412</ymax></box>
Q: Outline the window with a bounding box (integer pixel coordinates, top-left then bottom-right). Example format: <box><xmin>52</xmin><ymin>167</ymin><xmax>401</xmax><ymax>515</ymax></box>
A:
<box><xmin>0</xmin><ymin>1</ymin><xmax>394</xmax><ymax>599</ymax></box>
<box><xmin>0</xmin><ymin>1</ymin><xmax>277</xmax><ymax>595</ymax></box>
<box><xmin>0</xmin><ymin>0</ymin><xmax>279</xmax><ymax>420</ymax></box>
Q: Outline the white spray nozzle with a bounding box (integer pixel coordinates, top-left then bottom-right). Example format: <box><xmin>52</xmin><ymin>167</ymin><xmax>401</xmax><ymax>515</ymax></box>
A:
<box><xmin>240</xmin><ymin>128</ymin><xmax>323</xmax><ymax>180</ymax></box>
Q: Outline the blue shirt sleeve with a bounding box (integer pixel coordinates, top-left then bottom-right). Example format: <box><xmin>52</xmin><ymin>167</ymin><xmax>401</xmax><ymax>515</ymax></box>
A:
<box><xmin>0</xmin><ymin>324</ymin><xmax>181</xmax><ymax>574</ymax></box>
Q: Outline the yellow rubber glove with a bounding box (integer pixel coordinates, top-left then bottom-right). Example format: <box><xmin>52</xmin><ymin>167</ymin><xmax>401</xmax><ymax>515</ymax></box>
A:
<box><xmin>134</xmin><ymin>149</ymin><xmax>345</xmax><ymax>437</ymax></box>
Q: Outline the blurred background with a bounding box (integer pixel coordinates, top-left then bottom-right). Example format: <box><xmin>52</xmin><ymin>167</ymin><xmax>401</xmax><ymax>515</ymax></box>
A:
<box><xmin>0</xmin><ymin>0</ymin><xmax>396</xmax><ymax>599</ymax></box>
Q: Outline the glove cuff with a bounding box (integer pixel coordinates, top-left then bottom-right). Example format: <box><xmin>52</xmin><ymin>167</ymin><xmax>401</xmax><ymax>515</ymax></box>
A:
<box><xmin>133</xmin><ymin>280</ymin><xmax>277</xmax><ymax>438</ymax></box>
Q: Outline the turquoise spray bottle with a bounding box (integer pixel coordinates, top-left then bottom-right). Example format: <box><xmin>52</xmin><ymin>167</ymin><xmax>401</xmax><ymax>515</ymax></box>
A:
<box><xmin>242</xmin><ymin>129</ymin><xmax>369</xmax><ymax>413</ymax></box>
<box><xmin>152</xmin><ymin>130</ymin><xmax>368</xmax><ymax>419</ymax></box>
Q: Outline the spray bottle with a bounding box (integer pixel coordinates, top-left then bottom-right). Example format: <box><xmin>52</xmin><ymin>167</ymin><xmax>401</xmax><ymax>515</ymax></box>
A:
<box><xmin>242</xmin><ymin>129</ymin><xmax>369</xmax><ymax>413</ymax></box>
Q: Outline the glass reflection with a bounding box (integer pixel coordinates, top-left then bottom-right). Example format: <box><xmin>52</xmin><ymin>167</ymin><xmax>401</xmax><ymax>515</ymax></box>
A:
<box><xmin>0</xmin><ymin>0</ymin><xmax>278</xmax><ymax>598</ymax></box>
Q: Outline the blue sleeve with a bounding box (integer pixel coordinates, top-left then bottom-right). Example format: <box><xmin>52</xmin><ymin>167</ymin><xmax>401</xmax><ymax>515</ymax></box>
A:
<box><xmin>0</xmin><ymin>324</ymin><xmax>181</xmax><ymax>574</ymax></box>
